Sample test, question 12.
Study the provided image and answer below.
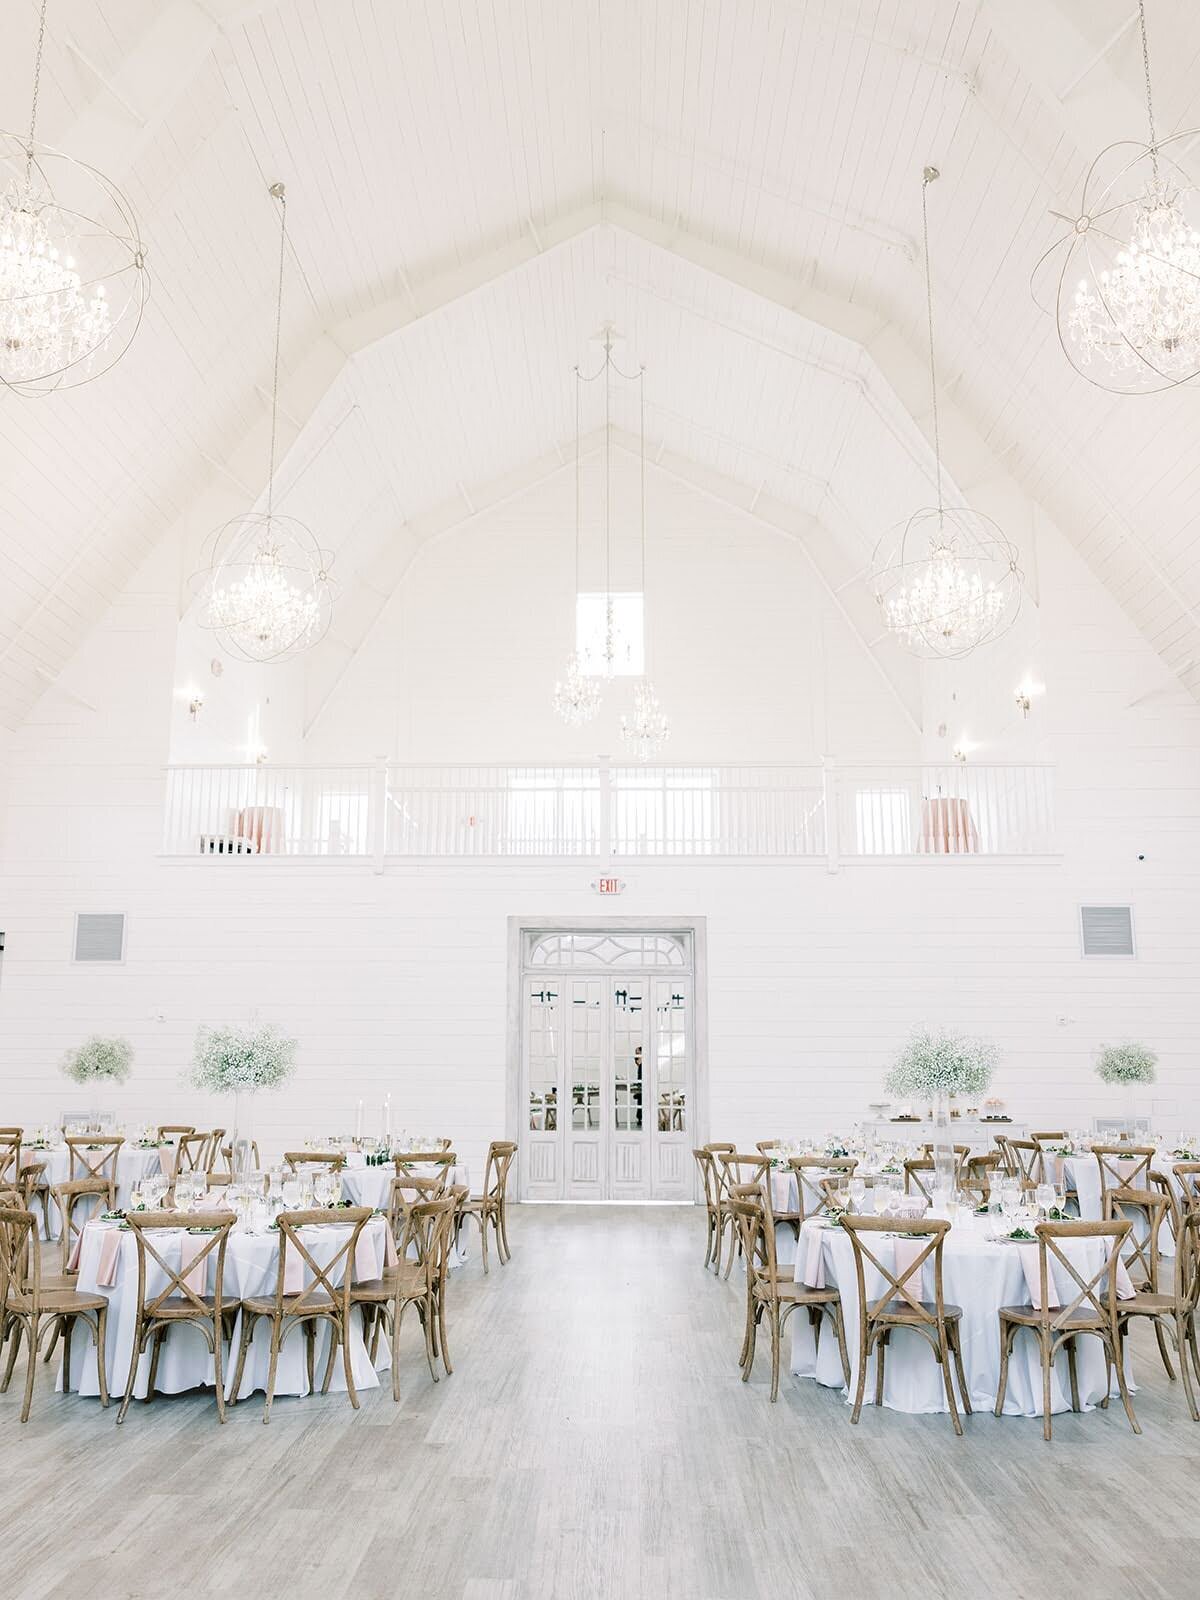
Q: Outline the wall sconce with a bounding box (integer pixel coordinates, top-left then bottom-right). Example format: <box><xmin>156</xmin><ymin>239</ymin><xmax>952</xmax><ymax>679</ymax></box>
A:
<box><xmin>952</xmin><ymin>747</ymin><xmax>968</xmax><ymax>764</ymax></box>
<box><xmin>253</xmin><ymin>746</ymin><xmax>269</xmax><ymax>766</ymax></box>
<box><xmin>188</xmin><ymin>693</ymin><xmax>204</xmax><ymax>722</ymax></box>
<box><xmin>1014</xmin><ymin>691</ymin><xmax>1031</xmax><ymax>718</ymax></box>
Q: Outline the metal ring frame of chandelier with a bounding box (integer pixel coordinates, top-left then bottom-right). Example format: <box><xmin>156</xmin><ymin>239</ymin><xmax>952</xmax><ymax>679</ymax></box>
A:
<box><xmin>1034</xmin><ymin>129</ymin><xmax>1200</xmax><ymax>395</ymax></box>
<box><xmin>0</xmin><ymin>133</ymin><xmax>149</xmax><ymax>396</ymax></box>
<box><xmin>869</xmin><ymin>504</ymin><xmax>1023</xmax><ymax>662</ymax></box>
<box><xmin>192</xmin><ymin>511</ymin><xmax>335</xmax><ymax>666</ymax></box>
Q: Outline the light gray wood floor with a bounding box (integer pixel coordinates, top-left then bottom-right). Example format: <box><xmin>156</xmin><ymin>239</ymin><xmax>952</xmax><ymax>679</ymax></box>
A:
<box><xmin>3</xmin><ymin>1205</ymin><xmax>1198</xmax><ymax>1600</ymax></box>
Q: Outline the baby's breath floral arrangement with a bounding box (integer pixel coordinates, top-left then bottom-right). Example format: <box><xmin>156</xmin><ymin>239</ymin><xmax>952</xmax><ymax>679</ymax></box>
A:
<box><xmin>885</xmin><ymin>1028</ymin><xmax>997</xmax><ymax>1101</ymax></box>
<box><xmin>189</xmin><ymin>1023</ymin><xmax>297</xmax><ymax>1094</ymax></box>
<box><xmin>1095</xmin><ymin>1041</ymin><xmax>1157</xmax><ymax>1087</ymax></box>
<box><xmin>60</xmin><ymin>1035</ymin><xmax>133</xmax><ymax>1085</ymax></box>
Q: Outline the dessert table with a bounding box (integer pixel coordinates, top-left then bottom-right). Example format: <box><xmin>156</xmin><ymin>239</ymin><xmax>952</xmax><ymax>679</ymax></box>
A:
<box><xmin>860</xmin><ymin>1117</ymin><xmax>1028</xmax><ymax>1151</ymax></box>
<box><xmin>61</xmin><ymin>1213</ymin><xmax>397</xmax><ymax>1403</ymax></box>
<box><xmin>789</xmin><ymin>1214</ymin><xmax>1135</xmax><ymax>1418</ymax></box>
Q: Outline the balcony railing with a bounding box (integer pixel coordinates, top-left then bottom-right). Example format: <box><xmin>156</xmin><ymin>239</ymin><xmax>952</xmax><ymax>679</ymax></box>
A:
<box><xmin>162</xmin><ymin>761</ymin><xmax>1056</xmax><ymax>865</ymax></box>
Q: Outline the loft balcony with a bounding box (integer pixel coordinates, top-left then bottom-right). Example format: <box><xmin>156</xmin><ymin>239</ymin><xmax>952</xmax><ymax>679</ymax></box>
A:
<box><xmin>161</xmin><ymin>760</ymin><xmax>1057</xmax><ymax>867</ymax></box>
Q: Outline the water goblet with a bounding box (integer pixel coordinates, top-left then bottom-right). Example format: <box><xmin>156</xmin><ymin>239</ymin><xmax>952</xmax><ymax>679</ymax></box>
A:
<box><xmin>872</xmin><ymin>1183</ymin><xmax>891</xmax><ymax>1219</ymax></box>
<box><xmin>281</xmin><ymin>1177</ymin><xmax>301</xmax><ymax>1210</ymax></box>
<box><xmin>849</xmin><ymin>1176</ymin><xmax>867</xmax><ymax>1213</ymax></box>
<box><xmin>1035</xmin><ymin>1182</ymin><xmax>1055</xmax><ymax>1217</ymax></box>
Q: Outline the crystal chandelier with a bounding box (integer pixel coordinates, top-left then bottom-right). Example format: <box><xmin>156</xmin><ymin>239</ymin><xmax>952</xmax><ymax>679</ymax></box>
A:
<box><xmin>0</xmin><ymin>1</ymin><xmax>147</xmax><ymax>395</ymax></box>
<box><xmin>620</xmin><ymin>680</ymin><xmax>670</xmax><ymax>762</ymax></box>
<box><xmin>552</xmin><ymin>652</ymin><xmax>602</xmax><ymax>725</ymax></box>
<box><xmin>194</xmin><ymin>185</ymin><xmax>333</xmax><ymax>664</ymax></box>
<box><xmin>1038</xmin><ymin>1</ymin><xmax>1200</xmax><ymax>393</ymax></box>
<box><xmin>871</xmin><ymin>170</ymin><xmax>1022</xmax><ymax>659</ymax></box>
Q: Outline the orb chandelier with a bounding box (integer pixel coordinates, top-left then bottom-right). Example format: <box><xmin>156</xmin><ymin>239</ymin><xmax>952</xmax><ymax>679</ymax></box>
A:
<box><xmin>194</xmin><ymin>184</ymin><xmax>333</xmax><ymax>664</ymax></box>
<box><xmin>620</xmin><ymin>678</ymin><xmax>670</xmax><ymax>763</ymax></box>
<box><xmin>1036</xmin><ymin>1</ymin><xmax>1200</xmax><ymax>394</ymax></box>
<box><xmin>0</xmin><ymin>0</ymin><xmax>148</xmax><ymax>395</ymax></box>
<box><xmin>871</xmin><ymin>169</ymin><xmax>1022</xmax><ymax>660</ymax></box>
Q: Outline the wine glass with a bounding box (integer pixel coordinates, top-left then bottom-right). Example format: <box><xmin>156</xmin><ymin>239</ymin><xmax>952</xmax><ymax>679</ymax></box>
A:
<box><xmin>281</xmin><ymin>1177</ymin><xmax>301</xmax><ymax>1210</ymax></box>
<box><xmin>849</xmin><ymin>1176</ymin><xmax>867</xmax><ymax>1213</ymax></box>
<box><xmin>1000</xmin><ymin>1187</ymin><xmax>1019</xmax><ymax>1231</ymax></box>
<box><xmin>1035</xmin><ymin>1182</ymin><xmax>1055</xmax><ymax>1217</ymax></box>
<box><xmin>872</xmin><ymin>1183</ymin><xmax>891</xmax><ymax>1219</ymax></box>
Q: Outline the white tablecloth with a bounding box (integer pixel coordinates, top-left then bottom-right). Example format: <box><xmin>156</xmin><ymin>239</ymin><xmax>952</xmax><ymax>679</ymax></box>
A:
<box><xmin>25</xmin><ymin>1145</ymin><xmax>168</xmax><ymax>1240</ymax></box>
<box><xmin>1050</xmin><ymin>1152</ymin><xmax>1181</xmax><ymax>1257</ymax></box>
<box><xmin>789</xmin><ymin>1216</ymin><xmax>1134</xmax><ymax>1418</ymax></box>
<box><xmin>62</xmin><ymin>1215</ymin><xmax>395</xmax><ymax>1403</ymax></box>
<box><xmin>340</xmin><ymin>1160</ymin><xmax>468</xmax><ymax>1211</ymax></box>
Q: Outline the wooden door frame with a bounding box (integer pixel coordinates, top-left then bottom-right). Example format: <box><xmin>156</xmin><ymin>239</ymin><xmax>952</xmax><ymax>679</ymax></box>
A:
<box><xmin>506</xmin><ymin>916</ymin><xmax>709</xmax><ymax>1202</ymax></box>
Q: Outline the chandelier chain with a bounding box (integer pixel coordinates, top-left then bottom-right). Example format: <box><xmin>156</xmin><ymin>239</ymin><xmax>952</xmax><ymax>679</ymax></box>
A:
<box><xmin>27</xmin><ymin>0</ymin><xmax>48</xmax><ymax>164</ymax></box>
<box><xmin>920</xmin><ymin>169</ymin><xmax>943</xmax><ymax>514</ymax></box>
<box><xmin>266</xmin><ymin>186</ymin><xmax>288</xmax><ymax>523</ymax></box>
<box><xmin>1138</xmin><ymin>0</ymin><xmax>1159</xmax><ymax>182</ymax></box>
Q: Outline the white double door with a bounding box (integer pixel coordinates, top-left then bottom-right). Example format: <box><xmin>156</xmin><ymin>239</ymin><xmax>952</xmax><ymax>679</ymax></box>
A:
<box><xmin>524</xmin><ymin>972</ymin><xmax>692</xmax><ymax>1201</ymax></box>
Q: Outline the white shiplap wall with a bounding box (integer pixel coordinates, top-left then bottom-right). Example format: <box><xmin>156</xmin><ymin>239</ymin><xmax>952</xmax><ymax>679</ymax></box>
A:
<box><xmin>2</xmin><ymin>463</ymin><xmax>1200</xmax><ymax>1180</ymax></box>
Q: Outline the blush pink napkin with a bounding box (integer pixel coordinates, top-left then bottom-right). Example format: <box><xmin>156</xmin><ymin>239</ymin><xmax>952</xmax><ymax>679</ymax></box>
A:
<box><xmin>801</xmin><ymin>1226</ymin><xmax>825</xmax><ymax>1289</ymax></box>
<box><xmin>158</xmin><ymin>1147</ymin><xmax>175</xmax><ymax>1178</ymax></box>
<box><xmin>179</xmin><ymin>1233</ymin><xmax>208</xmax><ymax>1295</ymax></box>
<box><xmin>66</xmin><ymin>1229</ymin><xmax>85</xmax><ymax>1273</ymax></box>
<box><xmin>891</xmin><ymin>1237</ymin><xmax>926</xmax><ymax>1306</ymax></box>
<box><xmin>96</xmin><ymin>1228</ymin><xmax>123</xmax><ymax>1288</ymax></box>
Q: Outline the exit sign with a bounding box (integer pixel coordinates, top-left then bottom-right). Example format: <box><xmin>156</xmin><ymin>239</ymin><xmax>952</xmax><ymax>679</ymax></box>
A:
<box><xmin>592</xmin><ymin>876</ymin><xmax>625</xmax><ymax>895</ymax></box>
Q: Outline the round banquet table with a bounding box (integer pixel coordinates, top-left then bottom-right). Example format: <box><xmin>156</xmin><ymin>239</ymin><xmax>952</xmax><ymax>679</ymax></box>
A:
<box><xmin>789</xmin><ymin>1215</ymin><xmax>1136</xmax><ymax>1419</ymax></box>
<box><xmin>339</xmin><ymin>1157</ymin><xmax>469</xmax><ymax>1211</ymax></box>
<box><xmin>62</xmin><ymin>1213</ymin><xmax>396</xmax><ymax>1403</ymax></box>
<box><xmin>25</xmin><ymin>1144</ymin><xmax>169</xmax><ymax>1241</ymax></box>
<box><xmin>767</xmin><ymin>1166</ymin><xmax>905</xmax><ymax>1269</ymax></box>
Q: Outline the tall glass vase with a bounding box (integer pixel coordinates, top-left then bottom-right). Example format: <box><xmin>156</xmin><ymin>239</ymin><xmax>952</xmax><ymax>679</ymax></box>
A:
<box><xmin>230</xmin><ymin>1090</ymin><xmax>256</xmax><ymax>1174</ymax></box>
<box><xmin>931</xmin><ymin>1088</ymin><xmax>956</xmax><ymax>1197</ymax></box>
<box><xmin>1122</xmin><ymin>1080</ymin><xmax>1138</xmax><ymax>1138</ymax></box>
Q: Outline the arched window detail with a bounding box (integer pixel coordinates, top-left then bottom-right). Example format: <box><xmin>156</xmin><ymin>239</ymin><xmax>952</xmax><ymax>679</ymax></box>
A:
<box><xmin>527</xmin><ymin>932</ymin><xmax>687</xmax><ymax>970</ymax></box>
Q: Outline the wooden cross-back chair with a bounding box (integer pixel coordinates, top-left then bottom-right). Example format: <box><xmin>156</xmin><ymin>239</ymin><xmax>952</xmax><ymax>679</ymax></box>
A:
<box><xmin>992</xmin><ymin>1136</ymin><xmax>1019</xmax><ymax>1177</ymax></box>
<box><xmin>728</xmin><ymin>1185</ymin><xmax>849</xmax><ymax>1403</ymax></box>
<box><xmin>1118</xmin><ymin>1209</ymin><xmax>1200</xmax><ymax>1422</ymax></box>
<box><xmin>716</xmin><ymin>1153</ymin><xmax>771</xmax><ymax>1278</ymax></box>
<box><xmin>839</xmin><ymin>1214</ymin><xmax>969</xmax><ymax>1436</ymax></box>
<box><xmin>692</xmin><ymin>1148</ymin><xmax>722</xmax><ymax>1269</ymax></box>
<box><xmin>0</xmin><ymin>1129</ymin><xmax>21</xmax><ymax>1188</ymax></box>
<box><xmin>458</xmin><ymin>1141</ymin><xmax>517</xmax><ymax>1274</ymax></box>
<box><xmin>231</xmin><ymin>1206</ymin><xmax>373</xmax><ymax>1423</ymax></box>
<box><xmin>282</xmin><ymin>1150</ymin><xmax>347</xmax><ymax>1172</ymax></box>
<box><xmin>1031</xmin><ymin>1131</ymin><xmax>1069</xmax><ymax>1147</ymax></box>
<box><xmin>903</xmin><ymin>1159</ymin><xmax>937</xmax><ymax>1203</ymax></box>
<box><xmin>1007</xmin><ymin>1139</ymin><xmax>1046</xmax><ymax>1186</ymax></box>
<box><xmin>793</xmin><ymin>1157</ymin><xmax>858</xmax><ymax>1223</ymax></box>
<box><xmin>204</xmin><ymin>1129</ymin><xmax>227</xmax><ymax>1174</ymax></box>
<box><xmin>165</xmin><ymin>1133</ymin><xmax>213</xmax><ymax>1192</ymax></box>
<box><xmin>1093</xmin><ymin>1144</ymin><xmax>1155</xmax><ymax>1207</ymax></box>
<box><xmin>393</xmin><ymin>1151</ymin><xmax>457</xmax><ymax>1194</ymax></box>
<box><xmin>995</xmin><ymin>1218</ymin><xmax>1138</xmax><ymax>1441</ymax></box>
<box><xmin>117</xmin><ymin>1210</ymin><xmax>237</xmax><ymax>1424</ymax></box>
<box><xmin>52</xmin><ymin>1178</ymin><xmax>113</xmax><ymax>1275</ymax></box>
<box><xmin>355</xmin><ymin>1192</ymin><xmax>459</xmax><ymax>1400</ymax></box>
<box><xmin>65</xmin><ymin>1135</ymin><xmax>123</xmax><ymax>1197</ymax></box>
<box><xmin>1173</xmin><ymin>1162</ymin><xmax>1200</xmax><ymax>1218</ymax></box>
<box><xmin>700</xmin><ymin>1142</ymin><xmax>736</xmax><ymax>1273</ymax></box>
<box><xmin>157</xmin><ymin>1124</ymin><xmax>195</xmax><ymax>1142</ymax></box>
<box><xmin>0</xmin><ymin>1205</ymin><xmax>109</xmax><ymax>1422</ymax></box>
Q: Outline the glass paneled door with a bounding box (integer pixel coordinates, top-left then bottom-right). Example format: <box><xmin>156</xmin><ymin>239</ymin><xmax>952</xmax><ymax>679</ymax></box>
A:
<box><xmin>521</xmin><ymin>931</ymin><xmax>695</xmax><ymax>1201</ymax></box>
